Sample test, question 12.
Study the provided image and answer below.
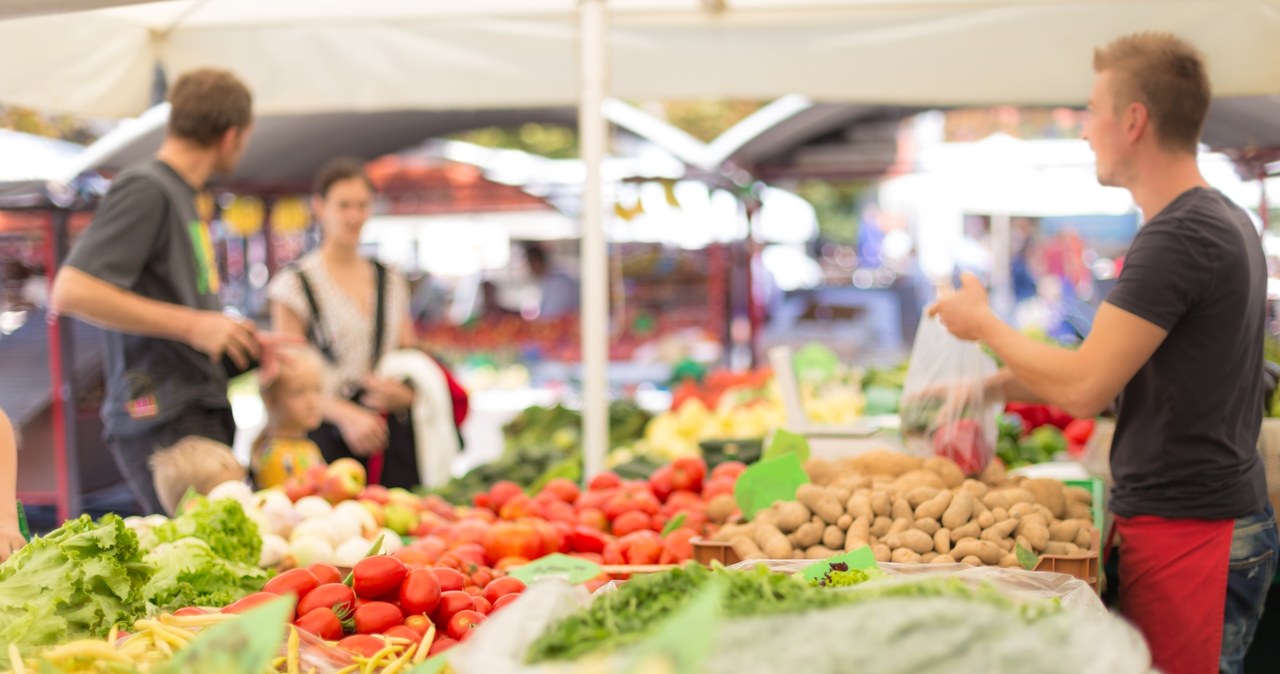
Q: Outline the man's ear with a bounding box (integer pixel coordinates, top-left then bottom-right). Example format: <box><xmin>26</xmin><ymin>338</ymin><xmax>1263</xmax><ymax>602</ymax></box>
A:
<box><xmin>1124</xmin><ymin>101</ymin><xmax>1149</xmax><ymax>145</ymax></box>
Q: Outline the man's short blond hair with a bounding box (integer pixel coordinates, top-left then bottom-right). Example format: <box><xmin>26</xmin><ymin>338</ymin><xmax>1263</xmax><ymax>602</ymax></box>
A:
<box><xmin>1093</xmin><ymin>32</ymin><xmax>1211</xmax><ymax>154</ymax></box>
<box><xmin>150</xmin><ymin>436</ymin><xmax>246</xmax><ymax>516</ymax></box>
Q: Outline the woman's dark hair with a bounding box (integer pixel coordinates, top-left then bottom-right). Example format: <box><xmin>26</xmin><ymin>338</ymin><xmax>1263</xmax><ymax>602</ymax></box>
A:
<box><xmin>312</xmin><ymin>157</ymin><xmax>375</xmax><ymax>198</ymax></box>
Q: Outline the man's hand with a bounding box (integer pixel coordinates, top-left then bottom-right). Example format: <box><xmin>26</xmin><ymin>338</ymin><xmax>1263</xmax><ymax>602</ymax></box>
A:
<box><xmin>928</xmin><ymin>273</ymin><xmax>996</xmax><ymax>342</ymax></box>
<box><xmin>187</xmin><ymin>312</ymin><xmax>260</xmax><ymax>370</ymax></box>
<box><xmin>360</xmin><ymin>377</ymin><xmax>414</xmax><ymax>414</ymax></box>
<box><xmin>335</xmin><ymin>403</ymin><xmax>389</xmax><ymax>457</ymax></box>
<box><xmin>0</xmin><ymin>516</ymin><xmax>25</xmax><ymax>562</ymax></box>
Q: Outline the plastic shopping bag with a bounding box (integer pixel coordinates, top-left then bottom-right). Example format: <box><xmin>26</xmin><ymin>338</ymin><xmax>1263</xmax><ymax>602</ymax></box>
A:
<box><xmin>900</xmin><ymin>314</ymin><xmax>1000</xmax><ymax>474</ymax></box>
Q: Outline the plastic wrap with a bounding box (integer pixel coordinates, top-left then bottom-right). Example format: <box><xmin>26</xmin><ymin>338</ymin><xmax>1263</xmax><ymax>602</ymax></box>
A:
<box><xmin>900</xmin><ymin>316</ymin><xmax>1001</xmax><ymax>473</ymax></box>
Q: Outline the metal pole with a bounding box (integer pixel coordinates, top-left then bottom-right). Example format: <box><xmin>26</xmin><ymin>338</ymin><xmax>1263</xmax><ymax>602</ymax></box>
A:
<box><xmin>45</xmin><ymin>209</ymin><xmax>81</xmax><ymax>520</ymax></box>
<box><xmin>579</xmin><ymin>0</ymin><xmax>609</xmax><ymax>482</ymax></box>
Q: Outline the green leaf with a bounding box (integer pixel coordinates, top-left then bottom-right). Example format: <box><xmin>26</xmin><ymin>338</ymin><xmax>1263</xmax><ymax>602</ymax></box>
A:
<box><xmin>154</xmin><ymin>595</ymin><xmax>293</xmax><ymax>674</ymax></box>
<box><xmin>801</xmin><ymin>547</ymin><xmax>879</xmax><ymax>584</ymax></box>
<box><xmin>508</xmin><ymin>553</ymin><xmax>603</xmax><ymax>586</ymax></box>
<box><xmin>1015</xmin><ymin>543</ymin><xmax>1040</xmax><ymax>571</ymax></box>
<box><xmin>762</xmin><ymin>429</ymin><xmax>810</xmax><ymax>464</ymax></box>
<box><xmin>660</xmin><ymin>514</ymin><xmax>688</xmax><ymax>538</ymax></box>
<box><xmin>407</xmin><ymin>655</ymin><xmax>448</xmax><ymax>674</ymax></box>
<box><xmin>734</xmin><ymin>453</ymin><xmax>810</xmax><ymax>520</ymax></box>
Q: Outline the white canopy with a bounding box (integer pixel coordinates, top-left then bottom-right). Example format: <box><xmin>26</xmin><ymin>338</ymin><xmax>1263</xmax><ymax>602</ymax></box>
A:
<box><xmin>2</xmin><ymin>0</ymin><xmax>1278</xmax><ymax>118</ymax></box>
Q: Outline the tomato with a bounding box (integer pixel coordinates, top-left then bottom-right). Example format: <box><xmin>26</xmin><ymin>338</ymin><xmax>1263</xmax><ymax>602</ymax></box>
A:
<box><xmin>431</xmin><ymin>591</ymin><xmax>474</xmax><ymax>626</ymax></box>
<box><xmin>602</xmin><ymin>490</ymin><xmax>660</xmax><ymax>521</ymax></box>
<box><xmin>446</xmin><ymin>610</ymin><xmax>485</xmax><ymax>641</ymax></box>
<box><xmin>648</xmin><ymin>464</ymin><xmax>676</xmax><ymax>502</ymax></box>
<box><xmin>471</xmin><ymin>595</ymin><xmax>492</xmax><ymax>614</ymax></box>
<box><xmin>393</xmin><ymin>548</ymin><xmax>434</xmax><ymax>568</ymax></box>
<box><xmin>660</xmin><ymin>528</ymin><xmax>698</xmax><ymax>564</ymax></box>
<box><xmin>462</xmin><ymin>585</ymin><xmax>483</xmax><ymax>597</ymax></box>
<box><xmin>577</xmin><ymin>507</ymin><xmax>609</xmax><ymax>532</ymax></box>
<box><xmin>611</xmin><ymin>510</ymin><xmax>652</xmax><ymax>537</ymax></box>
<box><xmin>487</xmin><ymin>481</ymin><xmax>524</xmax><ymax>510</ymax></box>
<box><xmin>494</xmin><ymin>556</ymin><xmax>530</xmax><ymax>572</ymax></box>
<box><xmin>307</xmin><ymin>564</ymin><xmax>343</xmax><ymax>586</ymax></box>
<box><xmin>399</xmin><ymin>568</ymin><xmax>442</xmax><ymax>616</ymax></box>
<box><xmin>569</xmin><ymin>525</ymin><xmax>609</xmax><ymax>554</ymax></box>
<box><xmin>297</xmin><ymin>584</ymin><xmax>356</xmax><ymax>620</ymax></box>
<box><xmin>337</xmin><ymin>634</ymin><xmax>385</xmax><ymax>658</ymax></box>
<box><xmin>173</xmin><ymin>607</ymin><xmax>206</xmax><ymax>617</ymax></box>
<box><xmin>490</xmin><ymin>593</ymin><xmax>520</xmax><ymax>613</ymax></box>
<box><xmin>296</xmin><ymin>607</ymin><xmax>344</xmax><ymax>641</ymax></box>
<box><xmin>450</xmin><ymin>519</ymin><xmax>489</xmax><ymax>546</ymax></box>
<box><xmin>427</xmin><ymin>637</ymin><xmax>457</xmax><ymax>656</ymax></box>
<box><xmin>352</xmin><ymin>556</ymin><xmax>408</xmax><ymax>600</ymax></box>
<box><xmin>481</xmin><ymin>577</ymin><xmax>526</xmax><ymax>605</ymax></box>
<box><xmin>449</xmin><ymin>543</ymin><xmax>487</xmax><ymax>568</ymax></box>
<box><xmin>617</xmin><ymin>531</ymin><xmax>663</xmax><ymax>565</ymax></box>
<box><xmin>588</xmin><ymin>472</ymin><xmax>622</xmax><ymax>491</ymax></box>
<box><xmin>670</xmin><ymin>458</ymin><xmax>707</xmax><ymax>493</ymax></box>
<box><xmin>223</xmin><ymin>592</ymin><xmax>282</xmax><ymax>615</ymax></box>
<box><xmin>403</xmin><ymin>614</ymin><xmax>433</xmax><ymax>636</ymax></box>
<box><xmin>710</xmin><ymin>461</ymin><xmax>747</xmax><ymax>482</ymax></box>
<box><xmin>264</xmin><ymin>568</ymin><xmax>320</xmax><ymax>600</ymax></box>
<box><xmin>431</xmin><ymin>567</ymin><xmax>467</xmax><ymax>593</ymax></box>
<box><xmin>470</xmin><ymin>568</ymin><xmax>493</xmax><ymax>589</ymax></box>
<box><xmin>499</xmin><ymin>495</ymin><xmax>538</xmax><ymax>521</ymax></box>
<box><xmin>354</xmin><ymin>601</ymin><xmax>403</xmax><ymax>635</ymax></box>
<box><xmin>541</xmin><ymin>478</ymin><xmax>580</xmax><ymax>504</ymax></box>
<box><xmin>383</xmin><ymin>625</ymin><xmax>422</xmax><ymax>643</ymax></box>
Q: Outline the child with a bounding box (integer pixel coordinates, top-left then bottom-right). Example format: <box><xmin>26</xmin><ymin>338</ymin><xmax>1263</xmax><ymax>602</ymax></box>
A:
<box><xmin>252</xmin><ymin>345</ymin><xmax>327</xmax><ymax>489</ymax></box>
<box><xmin>1</xmin><ymin>409</ymin><xmax>25</xmax><ymax>561</ymax></box>
<box><xmin>149</xmin><ymin>435</ymin><xmax>247</xmax><ymax>516</ymax></box>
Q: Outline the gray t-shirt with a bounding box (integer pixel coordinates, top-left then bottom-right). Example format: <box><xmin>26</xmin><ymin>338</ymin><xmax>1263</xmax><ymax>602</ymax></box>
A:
<box><xmin>65</xmin><ymin>159</ymin><xmax>229</xmax><ymax>438</ymax></box>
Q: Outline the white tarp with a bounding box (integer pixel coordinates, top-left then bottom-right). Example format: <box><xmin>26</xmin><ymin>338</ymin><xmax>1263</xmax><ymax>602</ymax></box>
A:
<box><xmin>1</xmin><ymin>0</ymin><xmax>1278</xmax><ymax>118</ymax></box>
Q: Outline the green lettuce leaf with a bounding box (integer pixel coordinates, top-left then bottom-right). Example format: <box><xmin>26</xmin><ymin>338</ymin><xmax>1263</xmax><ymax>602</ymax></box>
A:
<box><xmin>145</xmin><ymin>497</ymin><xmax>261</xmax><ymax>566</ymax></box>
<box><xmin>143</xmin><ymin>538</ymin><xmax>268</xmax><ymax>611</ymax></box>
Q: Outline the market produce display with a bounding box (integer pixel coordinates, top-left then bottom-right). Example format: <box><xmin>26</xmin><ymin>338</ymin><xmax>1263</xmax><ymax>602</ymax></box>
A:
<box><xmin>711</xmin><ymin>451</ymin><xmax>1096</xmax><ymax>567</ymax></box>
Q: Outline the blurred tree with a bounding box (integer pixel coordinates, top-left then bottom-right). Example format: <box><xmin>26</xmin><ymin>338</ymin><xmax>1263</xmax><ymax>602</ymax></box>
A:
<box><xmin>0</xmin><ymin>105</ymin><xmax>100</xmax><ymax>143</ymax></box>
<box><xmin>794</xmin><ymin>180</ymin><xmax>870</xmax><ymax>245</ymax></box>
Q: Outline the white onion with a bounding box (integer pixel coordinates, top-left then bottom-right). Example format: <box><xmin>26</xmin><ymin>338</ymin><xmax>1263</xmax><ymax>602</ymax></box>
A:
<box><xmin>208</xmin><ymin>480</ymin><xmax>254</xmax><ymax>505</ymax></box>
<box><xmin>333</xmin><ymin>501</ymin><xmax>377</xmax><ymax>537</ymax></box>
<box><xmin>377</xmin><ymin>528</ymin><xmax>404</xmax><ymax>555</ymax></box>
<box><xmin>329</xmin><ymin>511</ymin><xmax>363</xmax><ymax>544</ymax></box>
<box><xmin>259</xmin><ymin>534</ymin><xmax>289</xmax><ymax>568</ymax></box>
<box><xmin>335</xmin><ymin>538</ymin><xmax>371</xmax><ymax>568</ymax></box>
<box><xmin>294</xmin><ymin>496</ymin><xmax>333</xmax><ymax>520</ymax></box>
<box><xmin>289</xmin><ymin>536</ymin><xmax>335</xmax><ymax>567</ymax></box>
<box><xmin>291</xmin><ymin>518</ymin><xmax>340</xmax><ymax>547</ymax></box>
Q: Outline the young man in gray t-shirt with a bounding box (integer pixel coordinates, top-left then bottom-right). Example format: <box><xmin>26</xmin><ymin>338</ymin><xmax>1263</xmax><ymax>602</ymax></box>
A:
<box><xmin>52</xmin><ymin>69</ymin><xmax>258</xmax><ymax>515</ymax></box>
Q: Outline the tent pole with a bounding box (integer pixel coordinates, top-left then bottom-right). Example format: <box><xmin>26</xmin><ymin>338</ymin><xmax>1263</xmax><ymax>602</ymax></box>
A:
<box><xmin>579</xmin><ymin>0</ymin><xmax>609</xmax><ymax>482</ymax></box>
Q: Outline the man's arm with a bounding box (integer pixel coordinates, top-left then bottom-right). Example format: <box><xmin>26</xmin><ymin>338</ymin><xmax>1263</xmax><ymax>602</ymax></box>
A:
<box><xmin>987</xmin><ymin>368</ymin><xmax>1047</xmax><ymax>405</ymax></box>
<box><xmin>933</xmin><ymin>274</ymin><xmax>1166</xmax><ymax>418</ymax></box>
<box><xmin>52</xmin><ymin>266</ymin><xmax>259</xmax><ymax>369</ymax></box>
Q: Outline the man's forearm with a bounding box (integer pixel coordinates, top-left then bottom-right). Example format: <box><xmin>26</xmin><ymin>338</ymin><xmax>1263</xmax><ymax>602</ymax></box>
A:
<box><xmin>978</xmin><ymin>314</ymin><xmax>1087</xmax><ymax>414</ymax></box>
<box><xmin>51</xmin><ymin>267</ymin><xmax>195</xmax><ymax>344</ymax></box>
<box><xmin>988</xmin><ymin>369</ymin><xmax>1047</xmax><ymax>405</ymax></box>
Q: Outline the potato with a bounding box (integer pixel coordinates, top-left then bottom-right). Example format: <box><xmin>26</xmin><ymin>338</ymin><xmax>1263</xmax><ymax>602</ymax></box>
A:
<box><xmin>1022</xmin><ymin>478</ymin><xmax>1068</xmax><ymax>518</ymax></box>
<box><xmin>982</xmin><ymin>492</ymin><xmax>1012</xmax><ymax>511</ymax></box>
<box><xmin>845</xmin><ymin>516</ymin><xmax>871</xmax><ymax>552</ymax></box>
<box><xmin>892</xmin><ymin>497</ymin><xmax>914</xmax><ymax>521</ymax></box>
<box><xmin>886</xmin><ymin>529</ymin><xmax>935</xmax><ymax>554</ymax></box>
<box><xmin>755</xmin><ymin>509</ymin><xmax>779</xmax><ymax>528</ymax></box>
<box><xmin>934</xmin><ymin>528</ymin><xmax>951</xmax><ymax>555</ymax></box>
<box><xmin>921</xmin><ymin>552</ymin><xmax>939</xmax><ymax>563</ymax></box>
<box><xmin>1075</xmin><ymin>527</ymin><xmax>1095</xmax><ymax>551</ymax></box>
<box><xmin>994</xmin><ymin>539</ymin><xmax>1014</xmax><ymax>553</ymax></box>
<box><xmin>797</xmin><ymin>484</ymin><xmax>845</xmax><ymax>524</ymax></box>
<box><xmin>888</xmin><ymin>517</ymin><xmax>912</xmax><ymax>537</ymax></box>
<box><xmin>893</xmin><ymin>469</ymin><xmax>948</xmax><ymax>493</ymax></box>
<box><xmin>891</xmin><ymin>547</ymin><xmax>922</xmax><ymax>563</ymax></box>
<box><xmin>775</xmin><ymin>501</ymin><xmax>811</xmax><ymax>533</ymax></box>
<box><xmin>806</xmin><ymin>545</ymin><xmax>838</xmax><ymax>560</ymax></box>
<box><xmin>837</xmin><ymin>514</ymin><xmax>854</xmax><ymax>531</ymax></box>
<box><xmin>871</xmin><ymin>491</ymin><xmax>892</xmax><ymax>517</ymax></box>
<box><xmin>999</xmin><ymin>554</ymin><xmax>1021</xmax><ymax>568</ymax></box>
<box><xmin>932</xmin><ymin>554</ymin><xmax>957</xmax><ymax>564</ymax></box>
<box><xmin>941</xmin><ymin>491</ymin><xmax>975</xmax><ymax>530</ymax></box>
<box><xmin>979</xmin><ymin>460</ymin><xmax>1010</xmax><ymax>486</ymax></box>
<box><xmin>1049</xmin><ymin>520</ymin><xmax>1081</xmax><ymax>543</ymax></box>
<box><xmin>803</xmin><ymin>458</ymin><xmax>838</xmax><ymax>486</ymax></box>
<box><xmin>707</xmin><ymin>494</ymin><xmax>739</xmax><ymax>524</ymax></box>
<box><xmin>1008</xmin><ymin>502</ymin><xmax>1037</xmax><ymax>519</ymax></box>
<box><xmin>793</xmin><ymin>550</ymin><xmax>807</xmax><ymax>560</ymax></box>
<box><xmin>851</xmin><ymin>449</ymin><xmax>922</xmax><ymax>477</ymax></box>
<box><xmin>755</xmin><ymin>523</ymin><xmax>793</xmax><ymax>559</ymax></box>
<box><xmin>961</xmin><ymin>555</ymin><xmax>983</xmax><ymax>566</ymax></box>
<box><xmin>981</xmin><ymin>518</ymin><xmax>1019</xmax><ymax>542</ymax></box>
<box><xmin>951</xmin><ymin>521</ymin><xmax>981</xmax><ymax>542</ymax></box>
<box><xmin>915</xmin><ymin>491</ymin><xmax>954</xmax><ymax>521</ymax></box>
<box><xmin>924</xmin><ymin>457</ymin><xmax>966</xmax><ymax>488</ymax></box>
<box><xmin>1043</xmin><ymin>541</ymin><xmax>1081</xmax><ymax>556</ymax></box>
<box><xmin>1016</xmin><ymin>516</ymin><xmax>1050</xmax><ymax>551</ymax></box>
<box><xmin>847</xmin><ymin>493</ymin><xmax>874</xmax><ymax>521</ymax></box>
<box><xmin>870</xmin><ymin>516</ymin><xmax>893</xmax><ymax>538</ymax></box>
<box><xmin>1034</xmin><ymin>504</ymin><xmax>1055</xmax><ymax>523</ymax></box>
<box><xmin>952</xmin><ymin>540</ymin><xmax>1003</xmax><ymax>565</ymax></box>
<box><xmin>788</xmin><ymin>521</ymin><xmax>825</xmax><ymax>549</ymax></box>
<box><xmin>834</xmin><ymin>473</ymin><xmax>872</xmax><ymax>493</ymax></box>
<box><xmin>959</xmin><ymin>479</ymin><xmax>989</xmax><ymax>498</ymax></box>
<box><xmin>872</xmin><ymin>544</ymin><xmax>892</xmax><ymax>563</ymax></box>
<box><xmin>731</xmin><ymin>536</ymin><xmax>765</xmax><ymax>560</ymax></box>
<box><xmin>1003</xmin><ymin>488</ymin><xmax>1035</xmax><ymax>505</ymax></box>
<box><xmin>1016</xmin><ymin>534</ymin><xmax>1034</xmax><ymax>553</ymax></box>
<box><xmin>976</xmin><ymin>511</ymin><xmax>996</xmax><ymax>529</ymax></box>
<box><xmin>906</xmin><ymin>487</ymin><xmax>941</xmax><ymax>509</ymax></box>
<box><xmin>914</xmin><ymin>518</ymin><xmax>941</xmax><ymax>535</ymax></box>
<box><xmin>1066</xmin><ymin>501</ymin><xmax>1093</xmax><ymax>521</ymax></box>
<box><xmin>990</xmin><ymin>507</ymin><xmax>1009</xmax><ymax>522</ymax></box>
<box><xmin>823</xmin><ymin>525</ymin><xmax>845</xmax><ymax>550</ymax></box>
<box><xmin>1065</xmin><ymin>486</ymin><xmax>1093</xmax><ymax>504</ymax></box>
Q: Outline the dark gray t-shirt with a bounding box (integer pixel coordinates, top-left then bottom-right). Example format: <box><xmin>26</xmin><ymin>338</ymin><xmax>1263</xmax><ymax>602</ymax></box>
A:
<box><xmin>1106</xmin><ymin>187</ymin><xmax>1269</xmax><ymax>520</ymax></box>
<box><xmin>65</xmin><ymin>159</ymin><xmax>230</xmax><ymax>438</ymax></box>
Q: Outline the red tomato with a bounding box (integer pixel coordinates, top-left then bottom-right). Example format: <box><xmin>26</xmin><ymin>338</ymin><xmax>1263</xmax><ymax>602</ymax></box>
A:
<box><xmin>264</xmin><ymin>568</ymin><xmax>320</xmax><ymax>600</ymax></box>
<box><xmin>297</xmin><ymin>584</ymin><xmax>356</xmax><ymax>620</ymax></box>
<box><xmin>354</xmin><ymin>601</ymin><xmax>403</xmax><ymax>635</ymax></box>
<box><xmin>222</xmin><ymin>592</ymin><xmax>281</xmax><ymax>615</ymax></box>
<box><xmin>588</xmin><ymin>472</ymin><xmax>622</xmax><ymax>491</ymax></box>
<box><xmin>462</xmin><ymin>585</ymin><xmax>483</xmax><ymax>597</ymax></box>
<box><xmin>403</xmin><ymin>614</ymin><xmax>433</xmax><ymax>636</ymax></box>
<box><xmin>481</xmin><ymin>577</ymin><xmax>526</xmax><ymax>606</ymax></box>
<box><xmin>399</xmin><ymin>568</ymin><xmax>442</xmax><ymax>616</ymax></box>
<box><xmin>542</xmin><ymin>478</ymin><xmax>580</xmax><ymax>503</ymax></box>
<box><xmin>569</xmin><ymin>526</ymin><xmax>609</xmax><ymax>554</ymax></box>
<box><xmin>173</xmin><ymin>607</ymin><xmax>206</xmax><ymax>617</ymax></box>
<box><xmin>670</xmin><ymin>458</ymin><xmax>707</xmax><ymax>493</ymax></box>
<box><xmin>470</xmin><ymin>568</ymin><xmax>493</xmax><ymax>589</ymax></box>
<box><xmin>471</xmin><ymin>595</ymin><xmax>492</xmax><ymax>614</ymax></box>
<box><xmin>488</xmin><ymin>481</ymin><xmax>524</xmax><ymax>510</ymax></box>
<box><xmin>307</xmin><ymin>564</ymin><xmax>343</xmax><ymax>586</ymax></box>
<box><xmin>710</xmin><ymin>461</ymin><xmax>747</xmax><ymax>482</ymax></box>
<box><xmin>337</xmin><ymin>635</ymin><xmax>385</xmax><ymax>658</ymax></box>
<box><xmin>431</xmin><ymin>591</ymin><xmax>474</xmax><ymax>626</ymax></box>
<box><xmin>431</xmin><ymin>567</ymin><xmax>467</xmax><ymax>593</ymax></box>
<box><xmin>446</xmin><ymin>610</ymin><xmax>485</xmax><ymax>641</ymax></box>
<box><xmin>490</xmin><ymin>593</ymin><xmax>520</xmax><ymax>613</ymax></box>
<box><xmin>353</xmin><ymin>556</ymin><xmax>408</xmax><ymax>600</ymax></box>
<box><xmin>393</xmin><ymin>548</ymin><xmax>434</xmax><ymax>568</ymax></box>
<box><xmin>383</xmin><ymin>625</ymin><xmax>422</xmax><ymax>643</ymax></box>
<box><xmin>295</xmin><ymin>607</ymin><xmax>344</xmax><ymax>641</ymax></box>
<box><xmin>428</xmin><ymin>637</ymin><xmax>457</xmax><ymax>656</ymax></box>
<box><xmin>611</xmin><ymin>510</ymin><xmax>653</xmax><ymax>537</ymax></box>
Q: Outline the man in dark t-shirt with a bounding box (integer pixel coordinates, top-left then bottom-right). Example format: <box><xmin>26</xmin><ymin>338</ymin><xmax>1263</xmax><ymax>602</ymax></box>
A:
<box><xmin>931</xmin><ymin>33</ymin><xmax>1277</xmax><ymax>674</ymax></box>
<box><xmin>51</xmin><ymin>70</ymin><xmax>258</xmax><ymax>515</ymax></box>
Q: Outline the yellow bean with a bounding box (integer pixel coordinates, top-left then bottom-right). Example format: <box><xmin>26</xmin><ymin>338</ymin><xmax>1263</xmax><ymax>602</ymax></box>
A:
<box><xmin>42</xmin><ymin>640</ymin><xmax>132</xmax><ymax>663</ymax></box>
<box><xmin>287</xmin><ymin>627</ymin><xmax>300</xmax><ymax>674</ymax></box>
<box><xmin>333</xmin><ymin>666</ymin><xmax>361</xmax><ymax>674</ymax></box>
<box><xmin>412</xmin><ymin>625</ymin><xmax>436</xmax><ymax>664</ymax></box>
<box><xmin>271</xmin><ymin>656</ymin><xmax>287</xmax><ymax>669</ymax></box>
<box><xmin>380</xmin><ymin>646</ymin><xmax>416</xmax><ymax>674</ymax></box>
<box><xmin>9</xmin><ymin>644</ymin><xmax>26</xmax><ymax>674</ymax></box>
<box><xmin>362</xmin><ymin>645</ymin><xmax>398</xmax><ymax>674</ymax></box>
